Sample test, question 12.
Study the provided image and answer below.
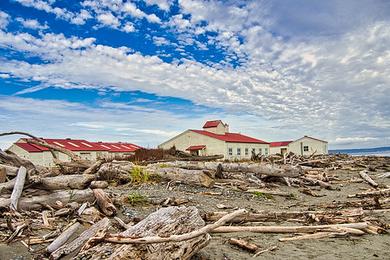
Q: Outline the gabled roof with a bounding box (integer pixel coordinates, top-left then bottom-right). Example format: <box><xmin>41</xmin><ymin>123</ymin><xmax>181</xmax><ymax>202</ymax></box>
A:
<box><xmin>15</xmin><ymin>139</ymin><xmax>141</xmax><ymax>153</ymax></box>
<box><xmin>191</xmin><ymin>130</ymin><xmax>269</xmax><ymax>144</ymax></box>
<box><xmin>270</xmin><ymin>141</ymin><xmax>293</xmax><ymax>147</ymax></box>
<box><xmin>186</xmin><ymin>145</ymin><xmax>206</xmax><ymax>151</ymax></box>
<box><xmin>203</xmin><ymin>120</ymin><xmax>223</xmax><ymax>128</ymax></box>
<box><xmin>294</xmin><ymin>136</ymin><xmax>328</xmax><ymax>143</ymax></box>
<box><xmin>93</xmin><ymin>142</ymin><xmax>142</xmax><ymax>152</ymax></box>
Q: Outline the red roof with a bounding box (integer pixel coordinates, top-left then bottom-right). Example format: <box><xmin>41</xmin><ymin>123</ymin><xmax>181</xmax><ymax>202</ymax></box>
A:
<box><xmin>186</xmin><ymin>145</ymin><xmax>206</xmax><ymax>151</ymax></box>
<box><xmin>191</xmin><ymin>130</ymin><xmax>269</xmax><ymax>144</ymax></box>
<box><xmin>15</xmin><ymin>139</ymin><xmax>141</xmax><ymax>153</ymax></box>
<box><xmin>270</xmin><ymin>141</ymin><xmax>292</xmax><ymax>147</ymax></box>
<box><xmin>203</xmin><ymin>120</ymin><xmax>223</xmax><ymax>128</ymax></box>
<box><xmin>93</xmin><ymin>142</ymin><xmax>142</xmax><ymax>152</ymax></box>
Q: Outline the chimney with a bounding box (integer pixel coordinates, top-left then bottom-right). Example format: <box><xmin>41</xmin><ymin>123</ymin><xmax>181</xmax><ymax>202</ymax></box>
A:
<box><xmin>224</xmin><ymin>123</ymin><xmax>229</xmax><ymax>133</ymax></box>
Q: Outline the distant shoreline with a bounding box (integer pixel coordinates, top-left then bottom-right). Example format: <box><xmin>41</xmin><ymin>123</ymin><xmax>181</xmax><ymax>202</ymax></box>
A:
<box><xmin>329</xmin><ymin>146</ymin><xmax>390</xmax><ymax>157</ymax></box>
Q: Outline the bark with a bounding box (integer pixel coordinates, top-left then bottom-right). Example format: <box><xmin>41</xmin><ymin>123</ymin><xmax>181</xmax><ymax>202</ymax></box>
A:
<box><xmin>147</xmin><ymin>166</ymin><xmax>215</xmax><ymax>188</ymax></box>
<box><xmin>0</xmin><ymin>166</ymin><xmax>6</xmax><ymax>183</ymax></box>
<box><xmin>47</xmin><ymin>222</ymin><xmax>81</xmax><ymax>253</ymax></box>
<box><xmin>0</xmin><ymin>189</ymin><xmax>95</xmax><ymax>211</ymax></box>
<box><xmin>78</xmin><ymin>206</ymin><xmax>211</xmax><ymax>260</ymax></box>
<box><xmin>0</xmin><ymin>178</ymin><xmax>16</xmax><ymax>193</ymax></box>
<box><xmin>211</xmin><ymin>222</ymin><xmax>368</xmax><ymax>234</ymax></box>
<box><xmin>90</xmin><ymin>181</ymin><xmax>109</xmax><ymax>189</ymax></box>
<box><xmin>96</xmin><ymin>162</ymin><xmax>134</xmax><ymax>181</ymax></box>
<box><xmin>359</xmin><ymin>170</ymin><xmax>378</xmax><ymax>187</ymax></box>
<box><xmin>0</xmin><ymin>150</ymin><xmax>35</xmax><ymax>172</ymax></box>
<box><xmin>93</xmin><ymin>189</ymin><xmax>117</xmax><ymax>216</ymax></box>
<box><xmin>10</xmin><ymin>166</ymin><xmax>27</xmax><ymax>211</ymax></box>
<box><xmin>32</xmin><ymin>174</ymin><xmax>95</xmax><ymax>190</ymax></box>
<box><xmin>50</xmin><ymin>217</ymin><xmax>110</xmax><ymax>260</ymax></box>
<box><xmin>0</xmin><ymin>164</ymin><xmax>19</xmax><ymax>177</ymax></box>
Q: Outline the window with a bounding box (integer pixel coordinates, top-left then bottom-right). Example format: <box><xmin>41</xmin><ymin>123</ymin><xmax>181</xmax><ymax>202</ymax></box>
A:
<box><xmin>304</xmin><ymin>146</ymin><xmax>309</xmax><ymax>152</ymax></box>
<box><xmin>228</xmin><ymin>148</ymin><xmax>233</xmax><ymax>156</ymax></box>
<box><xmin>259</xmin><ymin>148</ymin><xmax>262</xmax><ymax>155</ymax></box>
<box><xmin>252</xmin><ymin>148</ymin><xmax>256</xmax><ymax>154</ymax></box>
<box><xmin>265</xmin><ymin>148</ymin><xmax>268</xmax><ymax>155</ymax></box>
<box><xmin>245</xmin><ymin>148</ymin><xmax>249</xmax><ymax>156</ymax></box>
<box><xmin>237</xmin><ymin>148</ymin><xmax>241</xmax><ymax>155</ymax></box>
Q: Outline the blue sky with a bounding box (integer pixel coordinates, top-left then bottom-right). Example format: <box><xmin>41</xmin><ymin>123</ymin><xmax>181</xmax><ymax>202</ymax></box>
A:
<box><xmin>0</xmin><ymin>0</ymin><xmax>389</xmax><ymax>149</ymax></box>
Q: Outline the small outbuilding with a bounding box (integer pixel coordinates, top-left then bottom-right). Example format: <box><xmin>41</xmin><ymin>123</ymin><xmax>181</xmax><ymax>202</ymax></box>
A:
<box><xmin>270</xmin><ymin>136</ymin><xmax>328</xmax><ymax>156</ymax></box>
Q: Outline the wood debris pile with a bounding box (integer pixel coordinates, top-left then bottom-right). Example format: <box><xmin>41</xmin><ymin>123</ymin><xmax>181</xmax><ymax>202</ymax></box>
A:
<box><xmin>0</xmin><ymin>132</ymin><xmax>389</xmax><ymax>259</ymax></box>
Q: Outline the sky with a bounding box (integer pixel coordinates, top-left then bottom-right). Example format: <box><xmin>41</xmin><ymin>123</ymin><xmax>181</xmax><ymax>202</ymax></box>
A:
<box><xmin>0</xmin><ymin>0</ymin><xmax>389</xmax><ymax>150</ymax></box>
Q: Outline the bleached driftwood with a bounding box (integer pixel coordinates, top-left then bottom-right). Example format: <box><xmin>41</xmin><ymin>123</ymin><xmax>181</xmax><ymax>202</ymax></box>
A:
<box><xmin>0</xmin><ymin>164</ymin><xmax>19</xmax><ymax>177</ymax></box>
<box><xmin>204</xmin><ymin>208</ymin><xmax>364</xmax><ymax>223</ymax></box>
<box><xmin>0</xmin><ymin>166</ymin><xmax>7</xmax><ymax>182</ymax></box>
<box><xmin>93</xmin><ymin>189</ymin><xmax>116</xmax><ymax>216</ymax></box>
<box><xmin>32</xmin><ymin>174</ymin><xmax>95</xmax><ymax>190</ymax></box>
<box><xmin>211</xmin><ymin>222</ymin><xmax>368</xmax><ymax>234</ymax></box>
<box><xmin>228</xmin><ymin>238</ymin><xmax>258</xmax><ymax>252</ymax></box>
<box><xmin>79</xmin><ymin>206</ymin><xmax>213</xmax><ymax>260</ymax></box>
<box><xmin>359</xmin><ymin>170</ymin><xmax>378</xmax><ymax>187</ymax></box>
<box><xmin>50</xmin><ymin>218</ymin><xmax>110</xmax><ymax>260</ymax></box>
<box><xmin>348</xmin><ymin>188</ymin><xmax>390</xmax><ymax>198</ymax></box>
<box><xmin>0</xmin><ymin>178</ymin><xmax>16</xmax><ymax>193</ymax></box>
<box><xmin>0</xmin><ymin>189</ymin><xmax>95</xmax><ymax>210</ymax></box>
<box><xmin>10</xmin><ymin>166</ymin><xmax>27</xmax><ymax>211</ymax></box>
<box><xmin>47</xmin><ymin>222</ymin><xmax>81</xmax><ymax>253</ymax></box>
<box><xmin>147</xmin><ymin>166</ymin><xmax>215</xmax><ymax>187</ymax></box>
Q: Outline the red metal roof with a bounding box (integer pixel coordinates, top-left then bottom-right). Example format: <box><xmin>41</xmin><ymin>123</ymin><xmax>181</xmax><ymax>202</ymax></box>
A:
<box><xmin>15</xmin><ymin>139</ymin><xmax>141</xmax><ymax>153</ymax></box>
<box><xmin>191</xmin><ymin>130</ymin><xmax>269</xmax><ymax>144</ymax></box>
<box><xmin>270</xmin><ymin>141</ymin><xmax>292</xmax><ymax>147</ymax></box>
<box><xmin>186</xmin><ymin>145</ymin><xmax>206</xmax><ymax>151</ymax></box>
<box><xmin>203</xmin><ymin>120</ymin><xmax>223</xmax><ymax>128</ymax></box>
<box><xmin>93</xmin><ymin>142</ymin><xmax>142</xmax><ymax>152</ymax></box>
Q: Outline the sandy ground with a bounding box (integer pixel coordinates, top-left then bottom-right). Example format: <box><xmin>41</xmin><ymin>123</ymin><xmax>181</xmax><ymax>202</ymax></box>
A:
<box><xmin>1</xmin><ymin>168</ymin><xmax>389</xmax><ymax>260</ymax></box>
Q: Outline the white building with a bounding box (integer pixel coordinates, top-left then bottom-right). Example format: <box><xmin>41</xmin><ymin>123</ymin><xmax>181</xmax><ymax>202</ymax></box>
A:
<box><xmin>7</xmin><ymin>138</ymin><xmax>141</xmax><ymax>167</ymax></box>
<box><xmin>158</xmin><ymin>120</ymin><xmax>270</xmax><ymax>160</ymax></box>
<box><xmin>270</xmin><ymin>136</ymin><xmax>328</xmax><ymax>156</ymax></box>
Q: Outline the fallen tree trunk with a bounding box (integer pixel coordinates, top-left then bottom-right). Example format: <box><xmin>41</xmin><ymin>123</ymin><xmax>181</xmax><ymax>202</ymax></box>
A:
<box><xmin>348</xmin><ymin>188</ymin><xmax>390</xmax><ymax>198</ymax></box>
<box><xmin>10</xmin><ymin>166</ymin><xmax>27</xmax><ymax>211</ymax></box>
<box><xmin>147</xmin><ymin>167</ymin><xmax>215</xmax><ymax>188</ymax></box>
<box><xmin>32</xmin><ymin>174</ymin><xmax>95</xmax><ymax>190</ymax></box>
<box><xmin>212</xmin><ymin>222</ymin><xmax>368</xmax><ymax>234</ymax></box>
<box><xmin>78</xmin><ymin>206</ymin><xmax>212</xmax><ymax>260</ymax></box>
<box><xmin>359</xmin><ymin>170</ymin><xmax>378</xmax><ymax>187</ymax></box>
<box><xmin>0</xmin><ymin>164</ymin><xmax>18</xmax><ymax>177</ymax></box>
<box><xmin>228</xmin><ymin>238</ymin><xmax>258</xmax><ymax>252</ymax></box>
<box><xmin>0</xmin><ymin>189</ymin><xmax>95</xmax><ymax>210</ymax></box>
<box><xmin>0</xmin><ymin>150</ymin><xmax>36</xmax><ymax>173</ymax></box>
<box><xmin>204</xmin><ymin>208</ymin><xmax>364</xmax><ymax>223</ymax></box>
<box><xmin>93</xmin><ymin>189</ymin><xmax>116</xmax><ymax>216</ymax></box>
<box><xmin>50</xmin><ymin>218</ymin><xmax>110</xmax><ymax>260</ymax></box>
<box><xmin>0</xmin><ymin>178</ymin><xmax>16</xmax><ymax>193</ymax></box>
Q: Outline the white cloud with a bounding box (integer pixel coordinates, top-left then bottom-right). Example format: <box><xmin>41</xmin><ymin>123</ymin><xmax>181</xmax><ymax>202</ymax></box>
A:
<box><xmin>0</xmin><ymin>11</ymin><xmax>10</xmax><ymax>29</ymax></box>
<box><xmin>122</xmin><ymin>22</ymin><xmax>135</xmax><ymax>33</ymax></box>
<box><xmin>0</xmin><ymin>73</ymin><xmax>10</xmax><ymax>79</ymax></box>
<box><xmin>144</xmin><ymin>0</ymin><xmax>171</xmax><ymax>11</ymax></box>
<box><xmin>97</xmin><ymin>12</ymin><xmax>120</xmax><ymax>28</ymax></box>
<box><xmin>16</xmin><ymin>17</ymin><xmax>49</xmax><ymax>30</ymax></box>
<box><xmin>152</xmin><ymin>36</ymin><xmax>170</xmax><ymax>46</ymax></box>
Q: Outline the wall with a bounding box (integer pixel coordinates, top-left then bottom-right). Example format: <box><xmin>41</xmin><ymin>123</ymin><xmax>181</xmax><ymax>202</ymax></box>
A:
<box><xmin>270</xmin><ymin>146</ymin><xmax>289</xmax><ymax>155</ymax></box>
<box><xmin>288</xmin><ymin>137</ymin><xmax>328</xmax><ymax>156</ymax></box>
<box><xmin>158</xmin><ymin>130</ymin><xmax>226</xmax><ymax>156</ymax></box>
<box><xmin>225</xmin><ymin>143</ymin><xmax>270</xmax><ymax>160</ymax></box>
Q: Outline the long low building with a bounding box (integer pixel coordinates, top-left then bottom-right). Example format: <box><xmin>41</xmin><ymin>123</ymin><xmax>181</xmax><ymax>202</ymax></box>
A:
<box><xmin>270</xmin><ymin>136</ymin><xmax>328</xmax><ymax>156</ymax></box>
<box><xmin>7</xmin><ymin>138</ymin><xmax>141</xmax><ymax>167</ymax></box>
<box><xmin>158</xmin><ymin>120</ymin><xmax>270</xmax><ymax>160</ymax></box>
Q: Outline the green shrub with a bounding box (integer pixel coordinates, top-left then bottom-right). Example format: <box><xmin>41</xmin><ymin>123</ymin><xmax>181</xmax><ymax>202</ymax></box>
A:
<box><xmin>127</xmin><ymin>192</ymin><xmax>148</xmax><ymax>205</ymax></box>
<box><xmin>252</xmin><ymin>191</ymin><xmax>273</xmax><ymax>200</ymax></box>
<box><xmin>129</xmin><ymin>166</ymin><xmax>149</xmax><ymax>184</ymax></box>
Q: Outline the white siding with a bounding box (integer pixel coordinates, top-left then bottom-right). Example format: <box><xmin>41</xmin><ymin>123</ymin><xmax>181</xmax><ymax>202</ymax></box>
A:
<box><xmin>288</xmin><ymin>137</ymin><xmax>328</xmax><ymax>156</ymax></box>
<box><xmin>270</xmin><ymin>146</ymin><xmax>289</xmax><ymax>155</ymax></box>
<box><xmin>224</xmin><ymin>142</ymin><xmax>270</xmax><ymax>160</ymax></box>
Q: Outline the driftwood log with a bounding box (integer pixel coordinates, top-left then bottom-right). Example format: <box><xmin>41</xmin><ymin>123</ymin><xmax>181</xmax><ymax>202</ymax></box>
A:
<box><xmin>47</xmin><ymin>222</ymin><xmax>81</xmax><ymax>253</ymax></box>
<box><xmin>10</xmin><ymin>166</ymin><xmax>27</xmax><ymax>211</ymax></box>
<box><xmin>79</xmin><ymin>206</ymin><xmax>211</xmax><ymax>260</ymax></box>
<box><xmin>50</xmin><ymin>217</ymin><xmax>110</xmax><ymax>260</ymax></box>
<box><xmin>93</xmin><ymin>189</ymin><xmax>117</xmax><ymax>216</ymax></box>
<box><xmin>0</xmin><ymin>189</ymin><xmax>95</xmax><ymax>210</ymax></box>
<box><xmin>359</xmin><ymin>170</ymin><xmax>378</xmax><ymax>187</ymax></box>
<box><xmin>32</xmin><ymin>174</ymin><xmax>95</xmax><ymax>190</ymax></box>
<box><xmin>147</xmin><ymin>166</ymin><xmax>215</xmax><ymax>188</ymax></box>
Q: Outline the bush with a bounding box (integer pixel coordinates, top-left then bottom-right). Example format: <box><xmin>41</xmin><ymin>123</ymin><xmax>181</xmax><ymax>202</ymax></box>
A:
<box><xmin>127</xmin><ymin>192</ymin><xmax>148</xmax><ymax>205</ymax></box>
<box><xmin>129</xmin><ymin>166</ymin><xmax>149</xmax><ymax>184</ymax></box>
